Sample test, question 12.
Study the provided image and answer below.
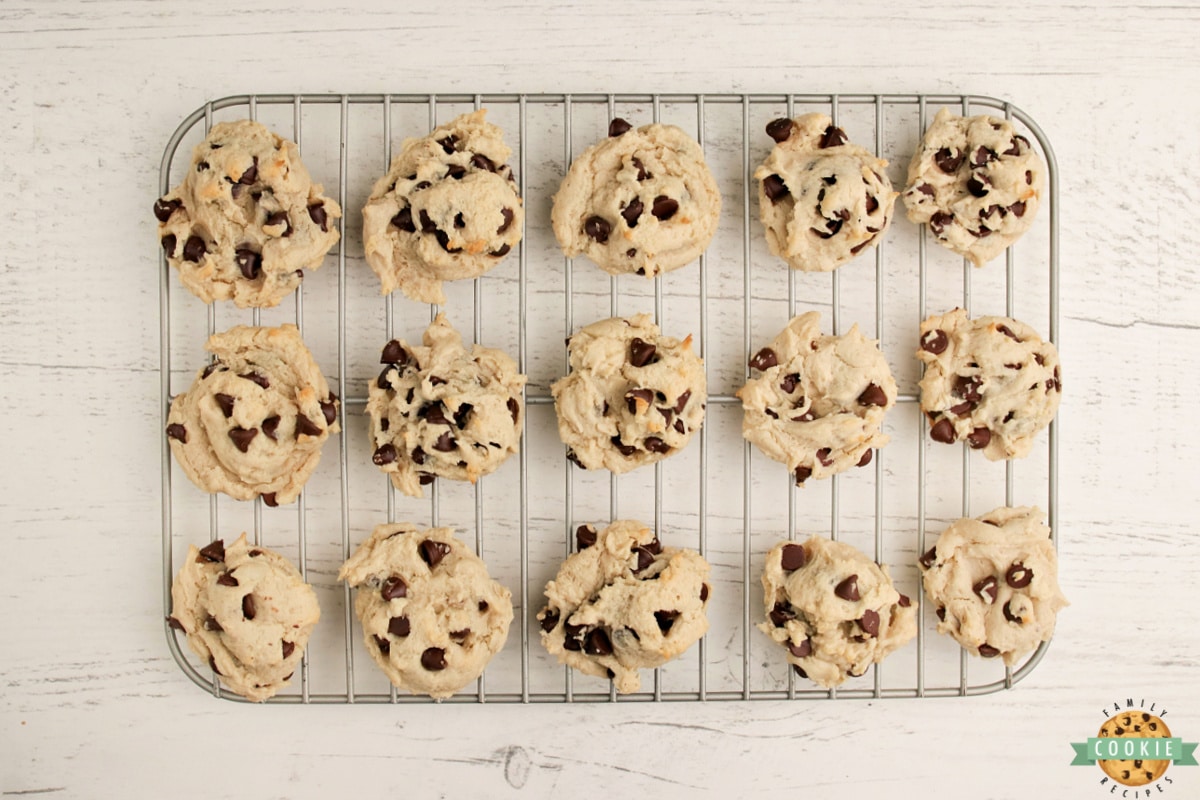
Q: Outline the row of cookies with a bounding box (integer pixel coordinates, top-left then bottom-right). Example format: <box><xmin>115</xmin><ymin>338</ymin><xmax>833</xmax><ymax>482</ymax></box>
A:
<box><xmin>155</xmin><ymin>108</ymin><xmax>1043</xmax><ymax>309</ymax></box>
<box><xmin>168</xmin><ymin>507</ymin><xmax>1065</xmax><ymax>701</ymax></box>
<box><xmin>164</xmin><ymin>308</ymin><xmax>1060</xmax><ymax>506</ymax></box>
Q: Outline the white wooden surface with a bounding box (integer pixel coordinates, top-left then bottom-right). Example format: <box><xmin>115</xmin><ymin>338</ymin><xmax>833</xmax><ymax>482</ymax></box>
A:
<box><xmin>3</xmin><ymin>2</ymin><xmax>1199</xmax><ymax>797</ymax></box>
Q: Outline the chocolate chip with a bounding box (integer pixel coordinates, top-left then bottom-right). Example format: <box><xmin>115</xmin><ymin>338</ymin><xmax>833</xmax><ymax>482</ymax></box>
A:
<box><xmin>978</xmin><ymin>643</ymin><xmax>1000</xmax><ymax>658</ymax></box>
<box><xmin>949</xmin><ymin>400</ymin><xmax>975</xmax><ymax>417</ymax></box>
<box><xmin>967</xmin><ymin>176</ymin><xmax>989</xmax><ymax>198</ymax></box>
<box><xmin>954</xmin><ymin>375</ymin><xmax>983</xmax><ymax>402</ymax></box>
<box><xmin>381</xmin><ymin>575</ymin><xmax>407</xmax><ymax>600</ymax></box>
<box><xmin>242</xmin><ymin>593</ymin><xmax>256</xmax><ymax>620</ymax></box>
<box><xmin>819</xmin><ymin>125</ymin><xmax>848</xmax><ymax>148</ymax></box>
<box><xmin>1005</xmin><ymin>562</ymin><xmax>1033</xmax><ymax>588</ymax></box>
<box><xmin>576</xmin><ymin>525</ymin><xmax>597</xmax><ymax>550</ymax></box>
<box><xmin>433</xmin><ymin>229</ymin><xmax>461</xmax><ymax>253</ymax></box>
<box><xmin>792</xmin><ymin>664</ymin><xmax>808</xmax><ymax>679</ymax></box>
<box><xmin>437</xmin><ymin>135</ymin><xmax>457</xmax><ymax>154</ymax></box>
<box><xmin>794</xmin><ymin>465</ymin><xmax>812</xmax><ymax>484</ymax></box>
<box><xmin>262</xmin><ymin>493</ymin><xmax>278</xmax><ymax>507</ymax></box>
<box><xmin>621</xmin><ymin>196</ymin><xmax>643</xmax><ymax>228</ymax></box>
<box><xmin>766</xmin><ymin>117</ymin><xmax>792</xmax><ymax>143</ymax></box>
<box><xmin>626</xmin><ymin>545</ymin><xmax>655</xmax><ymax>574</ymax></box>
<box><xmin>934</xmin><ymin>148</ymin><xmax>962</xmax><ymax>173</ymax></box>
<box><xmin>466</xmin><ymin>153</ymin><xmax>496</xmax><ymax>173</ymax></box>
<box><xmin>495</xmin><ymin>206</ymin><xmax>515</xmax><ymax>236</ymax></box>
<box><xmin>421</xmin><ymin>402</ymin><xmax>450</xmax><ymax>425</ymax></box>
<box><xmin>232</xmin><ymin>247</ymin><xmax>261</xmax><ymax>280</ymax></box>
<box><xmin>166</xmin><ymin>423</ymin><xmax>188</xmax><ymax>443</ymax></box>
<box><xmin>859</xmin><ymin>609</ymin><xmax>880</xmax><ymax>637</ymax></box>
<box><xmin>749</xmin><ymin>347</ymin><xmax>778</xmax><ymax>371</ymax></box>
<box><xmin>788</xmin><ymin>637</ymin><xmax>812</xmax><ymax>658</ymax></box>
<box><xmin>306</xmin><ymin>202</ymin><xmax>328</xmax><ymax>231</ymax></box>
<box><xmin>898</xmin><ymin>594</ymin><xmax>911</xmax><ymax>608</ymax></box>
<box><xmin>835</xmin><ymin>575</ymin><xmax>860</xmax><ymax>601</ymax></box>
<box><xmin>153</xmin><ymin>198</ymin><xmax>182</xmax><ymax>222</ymax></box>
<box><xmin>641</xmin><ymin>437</ymin><xmax>668</xmax><ymax>454</ymax></box>
<box><xmin>433</xmin><ymin>431</ymin><xmax>456</xmax><ymax>452</ymax></box>
<box><xmin>816</xmin><ymin>447</ymin><xmax>833</xmax><ymax>467</ymax></box>
<box><xmin>216</xmin><ymin>571</ymin><xmax>238</xmax><ymax>587</ymax></box>
<box><xmin>762</xmin><ymin>174</ymin><xmax>790</xmax><ymax>203</ymax></box>
<box><xmin>631</xmin><ymin>156</ymin><xmax>650</xmax><ymax>181</ymax></box>
<box><xmin>385</xmin><ymin>616</ymin><xmax>411</xmax><ymax>638</ymax></box>
<box><xmin>967</xmin><ymin>427</ymin><xmax>992</xmax><ymax>449</ymax></box>
<box><xmin>416</xmin><ymin>209</ymin><xmax>437</xmax><ymax>234</ymax></box>
<box><xmin>204</xmin><ymin>615</ymin><xmax>223</xmax><ymax>632</ymax></box>
<box><xmin>160</xmin><ymin>234</ymin><xmax>177</xmax><ymax>257</ymax></box>
<box><xmin>584</xmin><ymin>628</ymin><xmax>613</xmax><ymax>656</ymax></box>
<box><xmin>777</xmin><ymin>373</ymin><xmax>798</xmax><ymax>394</ymax></box>
<box><xmin>974</xmin><ymin>576</ymin><xmax>998</xmax><ymax>603</ymax></box>
<box><xmin>1010</xmin><ymin>200</ymin><xmax>1026</xmax><ymax>217</ymax></box>
<box><xmin>264</xmin><ymin>211</ymin><xmax>291</xmax><ymax>236</ymax></box>
<box><xmin>584</xmin><ymin>216</ymin><xmax>611</xmax><ymax>243</ymax></box>
<box><xmin>651</xmin><ymin>195</ymin><xmax>678</xmax><ymax>221</ymax></box>
<box><xmin>282</xmin><ymin>640</ymin><xmax>296</xmax><ymax>659</ymax></box>
<box><xmin>970</xmin><ymin>146</ymin><xmax>995</xmax><ymax>168</ymax></box>
<box><xmin>654</xmin><ymin>610</ymin><xmax>680</xmax><ymax>634</ymax></box>
<box><xmin>857</xmin><ymin>383</ymin><xmax>888</xmax><ymax>407</ymax></box>
<box><xmin>540</xmin><ymin>608</ymin><xmax>560</xmax><ymax>632</ymax></box>
<box><xmin>295</xmin><ymin>415</ymin><xmax>322</xmax><ymax>438</ymax></box>
<box><xmin>929</xmin><ymin>211</ymin><xmax>954</xmax><ymax>235</ymax></box>
<box><xmin>769</xmin><ymin>602</ymin><xmax>795</xmax><ymax>627</ymax></box>
<box><xmin>919</xmin><ymin>546</ymin><xmax>937</xmax><ymax>569</ymax></box>
<box><xmin>865</xmin><ymin>195</ymin><xmax>879</xmax><ymax>214</ymax></box>
<box><xmin>320</xmin><ymin>397</ymin><xmax>337</xmax><ymax>425</ymax></box>
<box><xmin>916</xmin><ymin>183</ymin><xmax>936</xmax><ymax>197</ymax></box>
<box><xmin>414</xmin><ymin>181</ymin><xmax>432</xmax><ymax>191</ymax></box>
<box><xmin>374</xmin><ymin>635</ymin><xmax>391</xmax><ymax>655</ymax></box>
<box><xmin>700</xmin><ymin>584</ymin><xmax>710</xmax><ymax>602</ymax></box>
<box><xmin>629</xmin><ymin>337</ymin><xmax>657</xmax><ymax>367</ymax></box>
<box><xmin>182</xmin><ymin>235</ymin><xmax>207</xmax><ymax>263</ymax></box>
<box><xmin>1002</xmin><ymin>601</ymin><xmax>1022</xmax><ymax>624</ymax></box>
<box><xmin>780</xmin><ymin>543</ymin><xmax>807</xmax><ymax>571</ymax></box>
<box><xmin>228</xmin><ymin>427</ymin><xmax>258</xmax><ymax>453</ymax></box>
<box><xmin>372</xmin><ymin>443</ymin><xmax>397</xmax><ymax>465</ymax></box>
<box><xmin>490</xmin><ymin>243</ymin><xmax>511</xmax><ymax>257</ymax></box>
<box><xmin>419</xmin><ymin>539</ymin><xmax>451</xmax><ymax>568</ymax></box>
<box><xmin>812</xmin><ymin>217</ymin><xmax>844</xmax><ymax>238</ymax></box>
<box><xmin>608</xmin><ymin>118</ymin><xmax>632</xmax><ymax>137</ymax></box>
<box><xmin>240</xmin><ymin>372</ymin><xmax>269</xmax><ymax>389</ymax></box>
<box><xmin>197</xmin><ymin>160</ymin><xmax>209</xmax><ymax>172</ymax></box>
<box><xmin>443</xmin><ymin>164</ymin><xmax>466</xmax><ymax>181</ymax></box>
<box><xmin>930</xmin><ymin>417</ymin><xmax>957</xmax><ymax>444</ymax></box>
<box><xmin>391</xmin><ymin>207</ymin><xmax>416</xmax><ymax>232</ymax></box>
<box><xmin>936</xmin><ymin>606</ymin><xmax>946</xmax><ymax>621</ymax></box>
<box><xmin>857</xmin><ymin>449</ymin><xmax>873</xmax><ymax>468</ymax></box>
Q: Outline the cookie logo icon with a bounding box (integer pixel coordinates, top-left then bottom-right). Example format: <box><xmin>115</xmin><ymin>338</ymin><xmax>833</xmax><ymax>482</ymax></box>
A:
<box><xmin>1070</xmin><ymin>700</ymin><xmax>1198</xmax><ymax>794</ymax></box>
<box><xmin>1097</xmin><ymin>712</ymin><xmax>1172</xmax><ymax>787</ymax></box>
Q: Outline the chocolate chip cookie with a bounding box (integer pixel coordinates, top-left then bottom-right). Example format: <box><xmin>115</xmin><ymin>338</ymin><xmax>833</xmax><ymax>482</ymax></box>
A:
<box><xmin>166</xmin><ymin>324</ymin><xmax>340</xmax><ymax>505</ymax></box>
<box><xmin>338</xmin><ymin>523</ymin><xmax>513</xmax><ymax>699</ymax></box>
<box><xmin>917</xmin><ymin>308</ymin><xmax>1061</xmax><ymax>460</ymax></box>
<box><xmin>902</xmin><ymin>108</ymin><xmax>1044</xmax><ymax>265</ymax></box>
<box><xmin>361</xmin><ymin>109</ymin><xmax>524</xmax><ymax>305</ymax></box>
<box><xmin>537</xmin><ymin>520</ymin><xmax>711</xmax><ymax>694</ymax></box>
<box><xmin>759</xmin><ymin>536</ymin><xmax>916</xmax><ymax>688</ymax></box>
<box><xmin>366</xmin><ymin>313</ymin><xmax>526</xmax><ymax>497</ymax></box>
<box><xmin>1097</xmin><ymin>712</ymin><xmax>1172</xmax><ymax>787</ymax></box>
<box><xmin>551</xmin><ymin>314</ymin><xmax>706</xmax><ymax>473</ymax></box>
<box><xmin>755</xmin><ymin>114</ymin><xmax>896</xmax><ymax>271</ymax></box>
<box><xmin>156</xmin><ymin>119</ymin><xmax>341</xmax><ymax>308</ymax></box>
<box><xmin>737</xmin><ymin>312</ymin><xmax>895</xmax><ymax>485</ymax></box>
<box><xmin>918</xmin><ymin>506</ymin><xmax>1068</xmax><ymax>665</ymax></box>
<box><xmin>169</xmin><ymin>534</ymin><xmax>320</xmax><ymax>701</ymax></box>
<box><xmin>551</xmin><ymin>118</ymin><xmax>721</xmax><ymax>278</ymax></box>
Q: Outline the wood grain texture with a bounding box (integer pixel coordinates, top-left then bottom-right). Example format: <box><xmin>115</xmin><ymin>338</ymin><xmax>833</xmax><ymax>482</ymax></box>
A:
<box><xmin>3</xmin><ymin>1</ymin><xmax>1200</xmax><ymax>797</ymax></box>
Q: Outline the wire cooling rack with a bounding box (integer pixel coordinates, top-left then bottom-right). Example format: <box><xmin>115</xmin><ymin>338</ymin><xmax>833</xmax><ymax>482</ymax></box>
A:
<box><xmin>160</xmin><ymin>93</ymin><xmax>1059</xmax><ymax>703</ymax></box>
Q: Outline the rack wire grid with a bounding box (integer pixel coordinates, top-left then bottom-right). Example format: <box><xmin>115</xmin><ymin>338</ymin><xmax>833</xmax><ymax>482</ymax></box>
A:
<box><xmin>160</xmin><ymin>92</ymin><xmax>1059</xmax><ymax>703</ymax></box>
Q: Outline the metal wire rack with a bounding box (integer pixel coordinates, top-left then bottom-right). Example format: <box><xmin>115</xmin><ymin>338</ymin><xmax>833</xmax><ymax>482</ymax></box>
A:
<box><xmin>160</xmin><ymin>93</ymin><xmax>1059</xmax><ymax>703</ymax></box>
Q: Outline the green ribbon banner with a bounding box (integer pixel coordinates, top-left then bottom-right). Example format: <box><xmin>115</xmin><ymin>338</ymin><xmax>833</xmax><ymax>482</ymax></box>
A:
<box><xmin>1071</xmin><ymin>738</ymin><xmax>1199</xmax><ymax>766</ymax></box>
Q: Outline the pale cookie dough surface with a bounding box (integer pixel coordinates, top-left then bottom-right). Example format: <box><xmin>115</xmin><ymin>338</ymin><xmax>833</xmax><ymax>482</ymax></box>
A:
<box><xmin>169</xmin><ymin>534</ymin><xmax>319</xmax><ymax>702</ymax></box>
<box><xmin>759</xmin><ymin>536</ymin><xmax>916</xmax><ymax>688</ymax></box>
<box><xmin>167</xmin><ymin>324</ymin><xmax>340</xmax><ymax>505</ymax></box>
<box><xmin>551</xmin><ymin>314</ymin><xmax>706</xmax><ymax>473</ymax></box>
<box><xmin>338</xmin><ymin>523</ymin><xmax>513</xmax><ymax>699</ymax></box>
<box><xmin>156</xmin><ymin>119</ymin><xmax>341</xmax><ymax>308</ymax></box>
<box><xmin>902</xmin><ymin>107</ymin><xmax>1044</xmax><ymax>265</ymax></box>
<box><xmin>754</xmin><ymin>114</ymin><xmax>896</xmax><ymax>272</ymax></box>
<box><xmin>918</xmin><ymin>506</ymin><xmax>1068</xmax><ymax>666</ymax></box>
<box><xmin>917</xmin><ymin>308</ymin><xmax>1061</xmax><ymax>460</ymax></box>
<box><xmin>362</xmin><ymin>109</ymin><xmax>524</xmax><ymax>304</ymax></box>
<box><xmin>537</xmin><ymin>520</ymin><xmax>711</xmax><ymax>694</ymax></box>
<box><xmin>551</xmin><ymin>118</ymin><xmax>721</xmax><ymax>277</ymax></box>
<box><xmin>1096</xmin><ymin>712</ymin><xmax>1172</xmax><ymax>787</ymax></box>
<box><xmin>366</xmin><ymin>313</ymin><xmax>526</xmax><ymax>498</ymax></box>
<box><xmin>737</xmin><ymin>312</ymin><xmax>895</xmax><ymax>485</ymax></box>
